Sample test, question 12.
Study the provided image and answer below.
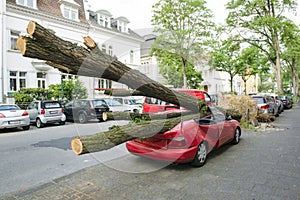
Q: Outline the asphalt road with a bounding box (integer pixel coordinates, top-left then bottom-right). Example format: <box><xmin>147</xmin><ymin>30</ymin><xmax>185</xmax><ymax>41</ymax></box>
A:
<box><xmin>1</xmin><ymin>106</ymin><xmax>300</xmax><ymax>199</ymax></box>
<box><xmin>0</xmin><ymin>120</ymin><xmax>129</xmax><ymax>196</ymax></box>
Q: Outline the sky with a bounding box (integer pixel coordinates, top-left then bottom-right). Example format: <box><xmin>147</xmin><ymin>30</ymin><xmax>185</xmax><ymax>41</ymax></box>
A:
<box><xmin>87</xmin><ymin>0</ymin><xmax>229</xmax><ymax>31</ymax></box>
<box><xmin>87</xmin><ymin>0</ymin><xmax>300</xmax><ymax>31</ymax></box>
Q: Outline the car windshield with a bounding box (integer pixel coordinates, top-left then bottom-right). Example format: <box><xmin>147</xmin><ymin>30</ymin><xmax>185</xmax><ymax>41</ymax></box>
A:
<box><xmin>43</xmin><ymin>102</ymin><xmax>61</xmax><ymax>108</ymax></box>
<box><xmin>105</xmin><ymin>99</ymin><xmax>122</xmax><ymax>106</ymax></box>
<box><xmin>252</xmin><ymin>97</ymin><xmax>265</xmax><ymax>104</ymax></box>
<box><xmin>92</xmin><ymin>100</ymin><xmax>107</xmax><ymax>107</ymax></box>
<box><xmin>0</xmin><ymin>105</ymin><xmax>20</xmax><ymax>111</ymax></box>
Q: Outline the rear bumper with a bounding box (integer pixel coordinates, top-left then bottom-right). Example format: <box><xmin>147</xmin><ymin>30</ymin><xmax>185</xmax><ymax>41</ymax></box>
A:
<box><xmin>126</xmin><ymin>141</ymin><xmax>198</xmax><ymax>163</ymax></box>
<box><xmin>40</xmin><ymin>114</ymin><xmax>66</xmax><ymax>124</ymax></box>
<box><xmin>0</xmin><ymin>117</ymin><xmax>30</xmax><ymax>129</ymax></box>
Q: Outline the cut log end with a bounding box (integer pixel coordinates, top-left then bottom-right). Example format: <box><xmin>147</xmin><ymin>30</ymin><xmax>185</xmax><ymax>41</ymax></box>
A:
<box><xmin>71</xmin><ymin>137</ymin><xmax>84</xmax><ymax>155</ymax></box>
<box><xmin>27</xmin><ymin>21</ymin><xmax>36</xmax><ymax>35</ymax></box>
<box><xmin>83</xmin><ymin>36</ymin><xmax>96</xmax><ymax>49</ymax></box>
<box><xmin>16</xmin><ymin>36</ymin><xmax>26</xmax><ymax>55</ymax></box>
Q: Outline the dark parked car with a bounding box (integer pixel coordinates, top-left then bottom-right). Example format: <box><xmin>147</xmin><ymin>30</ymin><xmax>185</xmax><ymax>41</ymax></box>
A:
<box><xmin>126</xmin><ymin>105</ymin><xmax>241</xmax><ymax>167</ymax></box>
<box><xmin>279</xmin><ymin>96</ymin><xmax>293</xmax><ymax>109</ymax></box>
<box><xmin>63</xmin><ymin>99</ymin><xmax>109</xmax><ymax>123</ymax></box>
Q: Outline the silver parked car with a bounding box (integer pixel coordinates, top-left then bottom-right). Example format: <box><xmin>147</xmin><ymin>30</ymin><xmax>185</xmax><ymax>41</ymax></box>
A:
<box><xmin>251</xmin><ymin>95</ymin><xmax>279</xmax><ymax>117</ymax></box>
<box><xmin>27</xmin><ymin>100</ymin><xmax>66</xmax><ymax>128</ymax></box>
<box><xmin>0</xmin><ymin>104</ymin><xmax>30</xmax><ymax>130</ymax></box>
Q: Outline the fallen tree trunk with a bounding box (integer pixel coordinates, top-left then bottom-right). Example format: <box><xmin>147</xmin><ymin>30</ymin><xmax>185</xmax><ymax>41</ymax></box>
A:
<box><xmin>71</xmin><ymin>113</ymin><xmax>200</xmax><ymax>155</ymax></box>
<box><xmin>17</xmin><ymin>21</ymin><xmax>204</xmax><ymax>112</ymax></box>
<box><xmin>106</xmin><ymin>110</ymin><xmax>192</xmax><ymax>121</ymax></box>
<box><xmin>17</xmin><ymin>21</ymin><xmax>209</xmax><ymax>155</ymax></box>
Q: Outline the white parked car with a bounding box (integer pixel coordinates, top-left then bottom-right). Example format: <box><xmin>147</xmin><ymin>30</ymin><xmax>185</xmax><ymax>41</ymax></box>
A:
<box><xmin>27</xmin><ymin>100</ymin><xmax>66</xmax><ymax>128</ymax></box>
<box><xmin>0</xmin><ymin>104</ymin><xmax>30</xmax><ymax>130</ymax></box>
<box><xmin>103</xmin><ymin>97</ymin><xmax>142</xmax><ymax>113</ymax></box>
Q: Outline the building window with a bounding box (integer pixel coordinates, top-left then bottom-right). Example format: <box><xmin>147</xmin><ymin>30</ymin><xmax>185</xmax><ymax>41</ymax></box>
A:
<box><xmin>108</xmin><ymin>45</ymin><xmax>113</xmax><ymax>56</ymax></box>
<box><xmin>37</xmin><ymin>72</ymin><xmax>46</xmax><ymax>89</ymax></box>
<box><xmin>98</xmin><ymin>15</ymin><xmax>110</xmax><ymax>28</ymax></box>
<box><xmin>9</xmin><ymin>71</ymin><xmax>27</xmax><ymax>91</ymax></box>
<box><xmin>98</xmin><ymin>79</ymin><xmax>112</xmax><ymax>89</ymax></box>
<box><xmin>63</xmin><ymin>6</ymin><xmax>78</xmax><ymax>21</ymax></box>
<box><xmin>10</xmin><ymin>31</ymin><xmax>20</xmax><ymax>50</ymax></box>
<box><xmin>102</xmin><ymin>44</ymin><xmax>106</xmax><ymax>53</ymax></box>
<box><xmin>130</xmin><ymin>50</ymin><xmax>134</xmax><ymax>63</ymax></box>
<box><xmin>16</xmin><ymin>0</ymin><xmax>36</xmax><ymax>8</ymax></box>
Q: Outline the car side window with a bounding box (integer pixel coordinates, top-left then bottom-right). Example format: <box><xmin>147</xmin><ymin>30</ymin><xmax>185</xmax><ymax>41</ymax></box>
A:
<box><xmin>65</xmin><ymin>102</ymin><xmax>72</xmax><ymax>108</ymax></box>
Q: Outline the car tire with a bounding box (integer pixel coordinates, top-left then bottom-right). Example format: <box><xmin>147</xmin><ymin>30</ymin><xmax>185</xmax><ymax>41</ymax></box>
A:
<box><xmin>232</xmin><ymin>128</ymin><xmax>240</xmax><ymax>145</ymax></box>
<box><xmin>191</xmin><ymin>142</ymin><xmax>207</xmax><ymax>167</ymax></box>
<box><xmin>59</xmin><ymin>121</ymin><xmax>65</xmax><ymax>125</ymax></box>
<box><xmin>36</xmin><ymin>118</ymin><xmax>44</xmax><ymax>128</ymax></box>
<box><xmin>78</xmin><ymin>113</ymin><xmax>87</xmax><ymax>123</ymax></box>
<box><xmin>22</xmin><ymin>125</ymin><xmax>30</xmax><ymax>130</ymax></box>
<box><xmin>99</xmin><ymin>112</ymin><xmax>108</xmax><ymax>122</ymax></box>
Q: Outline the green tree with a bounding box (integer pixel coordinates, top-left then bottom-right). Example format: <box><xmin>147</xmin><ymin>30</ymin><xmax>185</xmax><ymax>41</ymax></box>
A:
<box><xmin>210</xmin><ymin>36</ymin><xmax>241</xmax><ymax>92</ymax></box>
<box><xmin>226</xmin><ymin>0</ymin><xmax>298</xmax><ymax>94</ymax></box>
<box><xmin>237</xmin><ymin>46</ymin><xmax>269</xmax><ymax>94</ymax></box>
<box><xmin>281</xmin><ymin>22</ymin><xmax>300</xmax><ymax>102</ymax></box>
<box><xmin>151</xmin><ymin>0</ymin><xmax>214</xmax><ymax>88</ymax></box>
<box><xmin>48</xmin><ymin>78</ymin><xmax>88</xmax><ymax>102</ymax></box>
<box><xmin>156</xmin><ymin>49</ymin><xmax>203</xmax><ymax>88</ymax></box>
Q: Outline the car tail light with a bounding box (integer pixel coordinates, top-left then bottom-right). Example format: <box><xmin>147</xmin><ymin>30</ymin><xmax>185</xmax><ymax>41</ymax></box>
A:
<box><xmin>40</xmin><ymin>109</ymin><xmax>45</xmax><ymax>115</ymax></box>
<box><xmin>62</xmin><ymin>108</ymin><xmax>65</xmax><ymax>113</ymax></box>
<box><xmin>0</xmin><ymin>113</ymin><xmax>6</xmax><ymax>118</ymax></box>
<box><xmin>168</xmin><ymin>136</ymin><xmax>186</xmax><ymax>149</ymax></box>
<box><xmin>22</xmin><ymin>111</ymin><xmax>29</xmax><ymax>116</ymax></box>
<box><xmin>261</xmin><ymin>105</ymin><xmax>269</xmax><ymax>109</ymax></box>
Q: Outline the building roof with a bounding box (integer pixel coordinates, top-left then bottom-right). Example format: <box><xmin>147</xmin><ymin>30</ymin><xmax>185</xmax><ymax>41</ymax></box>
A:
<box><xmin>7</xmin><ymin>0</ymin><xmax>87</xmax><ymax>23</ymax></box>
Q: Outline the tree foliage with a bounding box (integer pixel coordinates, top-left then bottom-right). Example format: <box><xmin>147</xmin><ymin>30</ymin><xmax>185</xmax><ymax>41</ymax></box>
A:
<box><xmin>13</xmin><ymin>88</ymin><xmax>51</xmax><ymax>109</ymax></box>
<box><xmin>151</xmin><ymin>0</ymin><xmax>214</xmax><ymax>88</ymax></box>
<box><xmin>237</xmin><ymin>46</ymin><xmax>269</xmax><ymax>94</ymax></box>
<box><xmin>48</xmin><ymin>78</ymin><xmax>88</xmax><ymax>102</ymax></box>
<box><xmin>226</xmin><ymin>0</ymin><xmax>298</xmax><ymax>94</ymax></box>
<box><xmin>210</xmin><ymin>36</ymin><xmax>241</xmax><ymax>92</ymax></box>
<box><xmin>281</xmin><ymin>22</ymin><xmax>300</xmax><ymax>101</ymax></box>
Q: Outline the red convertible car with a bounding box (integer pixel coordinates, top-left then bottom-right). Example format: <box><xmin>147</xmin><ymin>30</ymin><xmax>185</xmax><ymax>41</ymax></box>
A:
<box><xmin>126</xmin><ymin>105</ymin><xmax>241</xmax><ymax>167</ymax></box>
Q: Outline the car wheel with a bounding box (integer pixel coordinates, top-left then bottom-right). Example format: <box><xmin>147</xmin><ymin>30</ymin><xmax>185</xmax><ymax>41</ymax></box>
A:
<box><xmin>232</xmin><ymin>128</ymin><xmax>240</xmax><ymax>145</ymax></box>
<box><xmin>191</xmin><ymin>142</ymin><xmax>207</xmax><ymax>167</ymax></box>
<box><xmin>22</xmin><ymin>125</ymin><xmax>30</xmax><ymax>130</ymax></box>
<box><xmin>36</xmin><ymin>118</ymin><xmax>44</xmax><ymax>128</ymax></box>
<box><xmin>78</xmin><ymin>113</ymin><xmax>87</xmax><ymax>123</ymax></box>
<box><xmin>59</xmin><ymin>121</ymin><xmax>65</xmax><ymax>125</ymax></box>
<box><xmin>99</xmin><ymin>112</ymin><xmax>108</xmax><ymax>122</ymax></box>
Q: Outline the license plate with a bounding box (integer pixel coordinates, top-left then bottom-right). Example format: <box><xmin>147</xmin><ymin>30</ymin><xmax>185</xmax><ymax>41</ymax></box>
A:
<box><xmin>50</xmin><ymin>111</ymin><xmax>57</xmax><ymax>114</ymax></box>
<box><xmin>9</xmin><ymin>121</ymin><xmax>20</xmax><ymax>125</ymax></box>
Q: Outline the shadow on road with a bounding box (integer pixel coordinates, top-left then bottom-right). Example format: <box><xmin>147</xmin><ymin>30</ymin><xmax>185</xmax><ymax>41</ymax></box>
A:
<box><xmin>31</xmin><ymin>137</ymin><xmax>73</xmax><ymax>151</ymax></box>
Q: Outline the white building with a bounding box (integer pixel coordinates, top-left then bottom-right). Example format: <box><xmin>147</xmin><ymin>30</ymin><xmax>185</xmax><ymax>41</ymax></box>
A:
<box><xmin>1</xmin><ymin>0</ymin><xmax>144</xmax><ymax>103</ymax></box>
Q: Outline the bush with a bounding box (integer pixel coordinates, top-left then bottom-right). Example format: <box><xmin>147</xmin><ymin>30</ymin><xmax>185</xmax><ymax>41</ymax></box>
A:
<box><xmin>218</xmin><ymin>94</ymin><xmax>257</xmax><ymax>123</ymax></box>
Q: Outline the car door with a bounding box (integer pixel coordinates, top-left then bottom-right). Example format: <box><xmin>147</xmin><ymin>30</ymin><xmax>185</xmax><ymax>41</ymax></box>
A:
<box><xmin>27</xmin><ymin>101</ymin><xmax>39</xmax><ymax>122</ymax></box>
<box><xmin>210</xmin><ymin>106</ymin><xmax>233</xmax><ymax>147</ymax></box>
<box><xmin>63</xmin><ymin>101</ymin><xmax>74</xmax><ymax>120</ymax></box>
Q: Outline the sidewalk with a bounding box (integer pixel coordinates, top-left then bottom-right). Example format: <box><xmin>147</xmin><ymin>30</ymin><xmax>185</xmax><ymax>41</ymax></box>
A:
<box><xmin>1</xmin><ymin>106</ymin><xmax>300</xmax><ymax>200</ymax></box>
